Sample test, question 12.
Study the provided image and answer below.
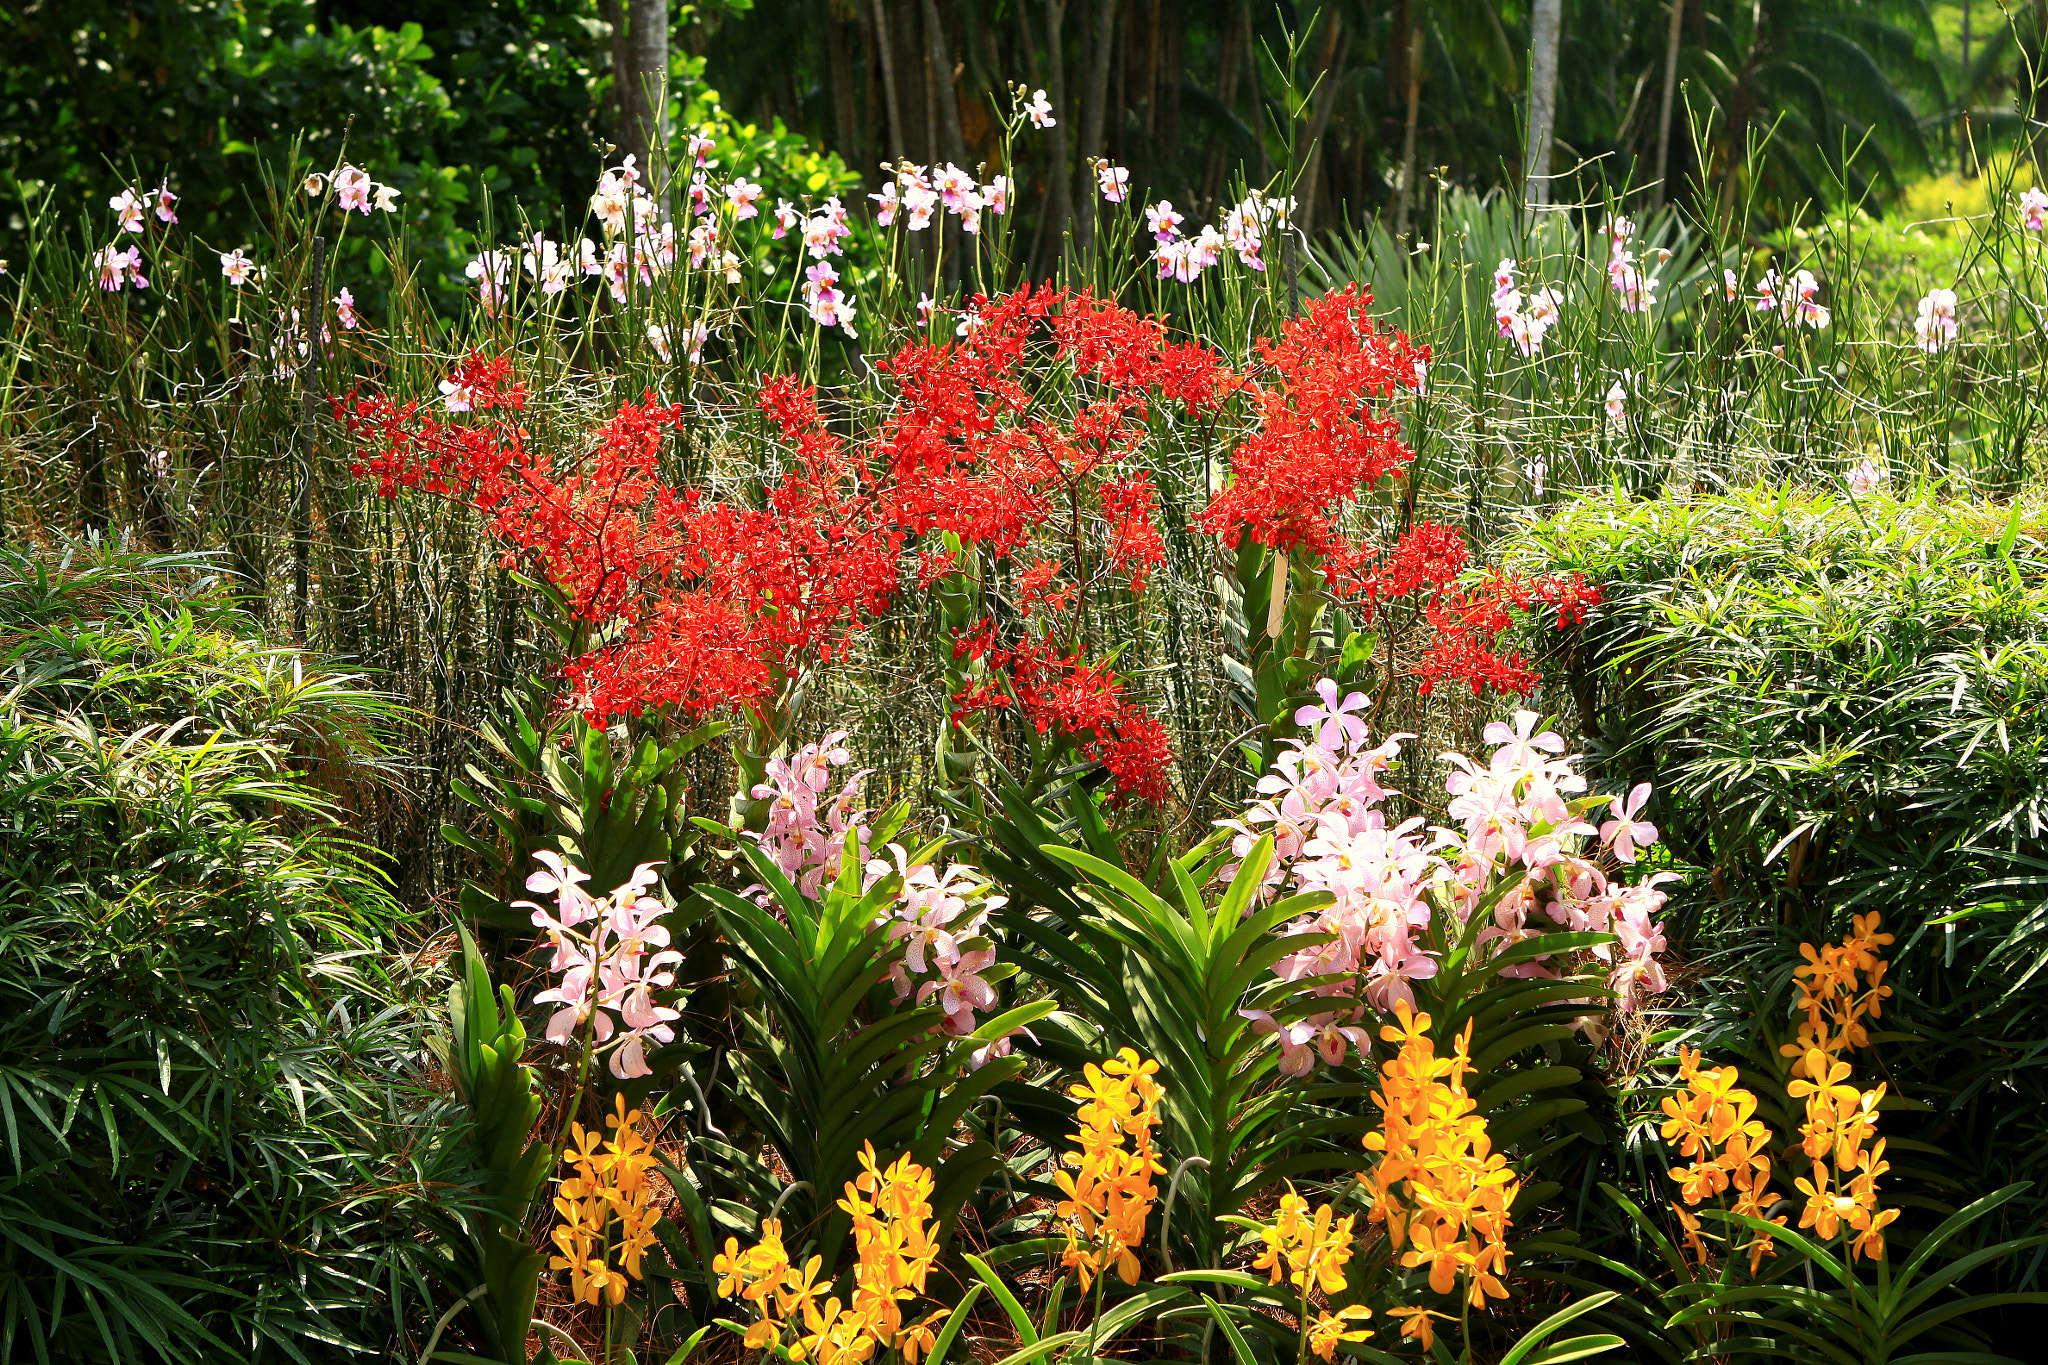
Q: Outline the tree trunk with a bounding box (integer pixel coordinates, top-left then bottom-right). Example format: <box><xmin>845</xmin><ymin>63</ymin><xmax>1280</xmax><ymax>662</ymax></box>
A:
<box><xmin>615</xmin><ymin>0</ymin><xmax>668</xmax><ymax>181</ymax></box>
<box><xmin>1295</xmin><ymin>10</ymin><xmax>1346</xmax><ymax>238</ymax></box>
<box><xmin>1045</xmin><ymin>0</ymin><xmax>1073</xmax><ymax>274</ymax></box>
<box><xmin>1524</xmin><ymin>0</ymin><xmax>1563</xmax><ymax>207</ymax></box>
<box><xmin>826</xmin><ymin>14</ymin><xmax>862</xmax><ymax>175</ymax></box>
<box><xmin>1157</xmin><ymin>1</ymin><xmax>1182</xmax><ymax>164</ymax></box>
<box><xmin>922</xmin><ymin>0</ymin><xmax>969</xmax><ymax>170</ymax></box>
<box><xmin>920</xmin><ymin>8</ymin><xmax>939</xmax><ymax>163</ymax></box>
<box><xmin>1140</xmin><ymin>0</ymin><xmax>1159</xmax><ymax>140</ymax></box>
<box><xmin>1652</xmin><ymin>0</ymin><xmax>1684</xmax><ymax>206</ymax></box>
<box><xmin>870</xmin><ymin>0</ymin><xmax>905</xmax><ymax>161</ymax></box>
<box><xmin>922</xmin><ymin>0</ymin><xmax>966</xmax><ymax>291</ymax></box>
<box><xmin>1073</xmin><ymin>0</ymin><xmax>1119</xmax><ymax>260</ymax></box>
<box><xmin>1247</xmin><ymin>1</ymin><xmax>1269</xmax><ymax>182</ymax></box>
<box><xmin>1393</xmin><ymin>21</ymin><xmax>1424</xmax><ymax>236</ymax></box>
<box><xmin>1200</xmin><ymin>1</ymin><xmax>1249</xmax><ymax>205</ymax></box>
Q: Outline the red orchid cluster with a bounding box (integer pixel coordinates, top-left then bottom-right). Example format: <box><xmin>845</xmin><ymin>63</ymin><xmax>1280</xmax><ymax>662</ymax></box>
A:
<box><xmin>340</xmin><ymin>285</ymin><xmax>1594</xmax><ymax>803</ymax></box>
<box><xmin>1414</xmin><ymin>570</ymin><xmax>1602</xmax><ymax>697</ymax></box>
<box><xmin>808</xmin><ymin>285</ymin><xmax>1228</xmax><ymax>801</ymax></box>
<box><xmin>1324</xmin><ymin>522</ymin><xmax>1600</xmax><ymax>698</ymax></box>
<box><xmin>873</xmin><ymin>285</ymin><xmax>1225</xmax><ymax>573</ymax></box>
<box><xmin>1188</xmin><ymin>289</ymin><xmax>1598</xmax><ymax>701</ymax></box>
<box><xmin>1197</xmin><ymin>285</ymin><xmax>1426</xmax><ymax>559</ymax></box>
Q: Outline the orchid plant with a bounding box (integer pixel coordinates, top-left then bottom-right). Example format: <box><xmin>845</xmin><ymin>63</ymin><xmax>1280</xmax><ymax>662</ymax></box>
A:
<box><xmin>742</xmin><ymin>729</ymin><xmax>1020</xmax><ymax>1055</ymax></box>
<box><xmin>518</xmin><ymin>852</ymin><xmax>684</xmax><ymax>1080</ymax></box>
<box><xmin>1226</xmin><ymin>680</ymin><xmax>1676</xmax><ymax>1077</ymax></box>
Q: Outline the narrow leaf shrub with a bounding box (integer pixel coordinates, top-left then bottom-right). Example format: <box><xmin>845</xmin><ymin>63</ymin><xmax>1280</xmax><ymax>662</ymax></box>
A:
<box><xmin>0</xmin><ymin>546</ymin><xmax>477</xmax><ymax>1362</ymax></box>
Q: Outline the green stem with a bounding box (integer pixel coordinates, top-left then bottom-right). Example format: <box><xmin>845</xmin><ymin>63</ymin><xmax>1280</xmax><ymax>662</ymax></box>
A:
<box><xmin>1085</xmin><ymin>1270</ymin><xmax>1106</xmax><ymax>1362</ymax></box>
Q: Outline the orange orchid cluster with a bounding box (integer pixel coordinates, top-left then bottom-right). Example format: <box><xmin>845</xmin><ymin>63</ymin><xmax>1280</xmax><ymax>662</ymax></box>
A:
<box><xmin>1253</xmin><ymin>1186</ymin><xmax>1374</xmax><ymax>1360</ymax></box>
<box><xmin>1663</xmin><ymin>914</ymin><xmax>1900</xmax><ymax>1268</ymax></box>
<box><xmin>1052</xmin><ymin>1047</ymin><xmax>1166</xmax><ymax>1291</ymax></box>
<box><xmin>1360</xmin><ymin>1004</ymin><xmax>1519</xmax><ymax>1348</ymax></box>
<box><xmin>1786</xmin><ymin>911</ymin><xmax>1895</xmax><ymax>1070</ymax></box>
<box><xmin>713</xmin><ymin>1142</ymin><xmax>946</xmax><ymax>1365</ymax></box>
<box><xmin>549</xmin><ymin>1096</ymin><xmax>663</xmax><ymax>1306</ymax></box>
<box><xmin>1660</xmin><ymin>1047</ymin><xmax>1784</xmax><ymax>1269</ymax></box>
<box><xmin>1785</xmin><ymin>913</ymin><xmax>1898</xmax><ymax>1261</ymax></box>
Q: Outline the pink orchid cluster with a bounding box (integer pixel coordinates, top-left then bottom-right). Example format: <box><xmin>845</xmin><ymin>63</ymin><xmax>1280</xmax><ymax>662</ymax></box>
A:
<box><xmin>519</xmin><ymin>853</ymin><xmax>683</xmax><ymax>1080</ymax></box>
<box><xmin>797</xmin><ymin>195</ymin><xmax>856</xmax><ymax>256</ymax></box>
<box><xmin>869</xmin><ymin>162</ymin><xmax>1009</xmax><ymax>236</ymax></box>
<box><xmin>590</xmin><ymin>156</ymin><xmax>661</xmax><ymax>235</ymax></box>
<box><xmin>215</xmin><ymin>246</ymin><xmax>356</xmax><ymax>333</ymax></box>
<box><xmin>1493</xmin><ymin>258</ymin><xmax>1563</xmax><ymax>356</ymax></box>
<box><xmin>865</xmin><ymin>845</ymin><xmax>1019</xmax><ymax>1067</ymax></box>
<box><xmin>746</xmin><ymin>730</ymin><xmax>874</xmax><ymax>899</ymax></box>
<box><xmin>501</xmin><ymin>148</ymin><xmax>854</xmax><ymax>333</ymax></box>
<box><xmin>304</xmin><ymin>163</ymin><xmax>401</xmax><ymax>214</ymax></box>
<box><xmin>645</xmin><ymin>319</ymin><xmax>710</xmax><ymax>365</ymax></box>
<box><xmin>93</xmin><ymin>243</ymin><xmax>149</xmax><ymax>293</ymax></box>
<box><xmin>1222</xmin><ymin>681</ymin><xmax>1676</xmax><ymax>1077</ymax></box>
<box><xmin>1914</xmin><ymin>287</ymin><xmax>1959</xmax><ymax>353</ymax></box>
<box><xmin>581</xmin><ymin>156</ymin><xmax>715</xmax><ymax>303</ymax></box>
<box><xmin>90</xmin><ymin>177</ymin><xmax>176</xmax><ymax>290</ymax></box>
<box><xmin>1741</xmin><ymin>264</ymin><xmax>1831</xmax><ymax>330</ymax></box>
<box><xmin>465</xmin><ymin>250</ymin><xmax>514</xmax><ymax>317</ymax></box>
<box><xmin>803</xmin><ymin>261</ymin><xmax>859</xmax><ymax>335</ymax></box>
<box><xmin>1147</xmin><ymin>189</ymin><xmax>1290</xmax><ymax>283</ymax></box>
<box><xmin>219</xmin><ymin>248</ymin><xmax>261</xmax><ymax>287</ymax></box>
<box><xmin>1601</xmin><ymin>215</ymin><xmax>1668</xmax><ymax>314</ymax></box>
<box><xmin>485</xmin><ymin>153</ymin><xmax>746</xmax><ymax>315</ymax></box>
<box><xmin>110</xmin><ymin>182</ymin><xmax>178</xmax><ymax>233</ymax></box>
<box><xmin>742</xmin><ymin>731</ymin><xmax>1023</xmax><ymax>1067</ymax></box>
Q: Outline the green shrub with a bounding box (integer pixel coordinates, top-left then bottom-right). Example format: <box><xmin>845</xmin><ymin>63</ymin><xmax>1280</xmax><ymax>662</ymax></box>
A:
<box><xmin>1510</xmin><ymin>485</ymin><xmax>2048</xmax><ymax>1289</ymax></box>
<box><xmin>0</xmin><ymin>545</ymin><xmax>476</xmax><ymax>1362</ymax></box>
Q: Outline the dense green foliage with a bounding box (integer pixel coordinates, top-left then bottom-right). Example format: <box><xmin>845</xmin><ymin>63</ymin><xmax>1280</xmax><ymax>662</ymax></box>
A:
<box><xmin>0</xmin><ymin>547</ymin><xmax>473</xmax><ymax>1362</ymax></box>
<box><xmin>1517</xmin><ymin>488</ymin><xmax>2048</xmax><ymax>944</ymax></box>
<box><xmin>0</xmin><ymin>0</ymin><xmax>848</xmax><ymax>310</ymax></box>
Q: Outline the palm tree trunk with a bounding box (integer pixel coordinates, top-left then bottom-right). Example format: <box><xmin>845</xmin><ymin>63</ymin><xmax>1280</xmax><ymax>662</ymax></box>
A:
<box><xmin>870</xmin><ymin>0</ymin><xmax>905</xmax><ymax>160</ymax></box>
<box><xmin>1524</xmin><ymin>0</ymin><xmax>1563</xmax><ymax>206</ymax></box>
<box><xmin>619</xmin><ymin>0</ymin><xmax>668</xmax><ymax>182</ymax></box>
<box><xmin>1393</xmin><ymin>20</ymin><xmax>1424</xmax><ymax>236</ymax></box>
<box><xmin>1074</xmin><ymin>0</ymin><xmax>1119</xmax><ymax>260</ymax></box>
<box><xmin>1652</xmin><ymin>0</ymin><xmax>1685</xmax><ymax>205</ymax></box>
<box><xmin>1045</xmin><ymin>0</ymin><xmax>1073</xmax><ymax>274</ymax></box>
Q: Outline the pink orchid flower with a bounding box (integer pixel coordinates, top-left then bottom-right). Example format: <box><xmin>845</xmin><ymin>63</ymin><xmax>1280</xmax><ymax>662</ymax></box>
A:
<box><xmin>1600</xmin><ymin>784</ymin><xmax>1657</xmax><ymax>863</ymax></box>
